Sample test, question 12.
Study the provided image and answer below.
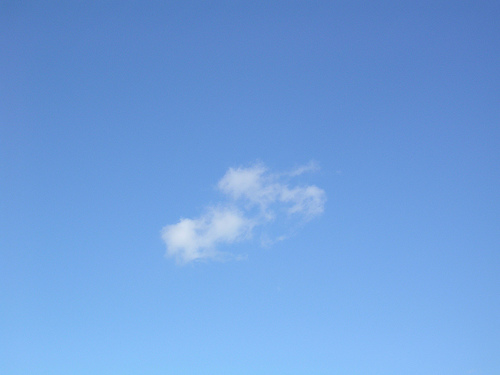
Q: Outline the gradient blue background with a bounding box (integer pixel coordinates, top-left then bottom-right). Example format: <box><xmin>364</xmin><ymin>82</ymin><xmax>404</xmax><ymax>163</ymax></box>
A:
<box><xmin>1</xmin><ymin>1</ymin><xmax>499</xmax><ymax>374</ymax></box>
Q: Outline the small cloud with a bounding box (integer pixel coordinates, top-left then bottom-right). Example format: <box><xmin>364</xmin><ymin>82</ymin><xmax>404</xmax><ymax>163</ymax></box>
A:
<box><xmin>161</xmin><ymin>207</ymin><xmax>253</xmax><ymax>264</ymax></box>
<box><xmin>218</xmin><ymin>162</ymin><xmax>326</xmax><ymax>218</ymax></box>
<box><xmin>161</xmin><ymin>162</ymin><xmax>326</xmax><ymax>264</ymax></box>
<box><xmin>218</xmin><ymin>163</ymin><xmax>276</xmax><ymax>210</ymax></box>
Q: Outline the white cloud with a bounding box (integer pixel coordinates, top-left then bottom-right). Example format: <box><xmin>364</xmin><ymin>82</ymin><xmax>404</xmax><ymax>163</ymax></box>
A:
<box><xmin>161</xmin><ymin>162</ymin><xmax>326</xmax><ymax>264</ymax></box>
<box><xmin>218</xmin><ymin>163</ymin><xmax>326</xmax><ymax>218</ymax></box>
<box><xmin>218</xmin><ymin>164</ymin><xmax>278</xmax><ymax>212</ymax></box>
<box><xmin>161</xmin><ymin>207</ymin><xmax>253</xmax><ymax>264</ymax></box>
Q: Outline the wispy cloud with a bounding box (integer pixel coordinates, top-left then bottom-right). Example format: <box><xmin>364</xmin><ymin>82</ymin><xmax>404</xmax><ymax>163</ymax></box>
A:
<box><xmin>287</xmin><ymin>160</ymin><xmax>320</xmax><ymax>176</ymax></box>
<box><xmin>161</xmin><ymin>162</ymin><xmax>326</xmax><ymax>264</ymax></box>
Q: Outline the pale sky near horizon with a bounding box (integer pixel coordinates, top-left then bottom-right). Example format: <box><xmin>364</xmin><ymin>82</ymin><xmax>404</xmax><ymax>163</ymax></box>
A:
<box><xmin>1</xmin><ymin>1</ymin><xmax>499</xmax><ymax>374</ymax></box>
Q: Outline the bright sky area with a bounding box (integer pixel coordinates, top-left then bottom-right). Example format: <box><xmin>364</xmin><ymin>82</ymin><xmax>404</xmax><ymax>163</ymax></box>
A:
<box><xmin>1</xmin><ymin>1</ymin><xmax>499</xmax><ymax>374</ymax></box>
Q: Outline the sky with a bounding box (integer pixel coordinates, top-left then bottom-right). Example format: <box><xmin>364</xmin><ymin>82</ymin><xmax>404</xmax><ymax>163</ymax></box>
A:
<box><xmin>1</xmin><ymin>1</ymin><xmax>499</xmax><ymax>374</ymax></box>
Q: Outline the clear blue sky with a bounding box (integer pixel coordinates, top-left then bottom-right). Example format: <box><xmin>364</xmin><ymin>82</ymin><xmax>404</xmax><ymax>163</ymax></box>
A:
<box><xmin>1</xmin><ymin>1</ymin><xmax>499</xmax><ymax>374</ymax></box>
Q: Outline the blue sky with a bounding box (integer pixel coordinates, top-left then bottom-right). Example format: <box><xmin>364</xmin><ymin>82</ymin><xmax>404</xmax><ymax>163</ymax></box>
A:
<box><xmin>1</xmin><ymin>1</ymin><xmax>499</xmax><ymax>374</ymax></box>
